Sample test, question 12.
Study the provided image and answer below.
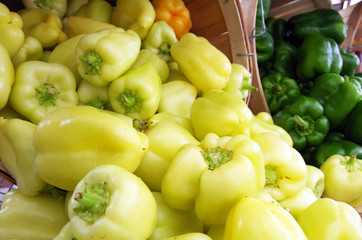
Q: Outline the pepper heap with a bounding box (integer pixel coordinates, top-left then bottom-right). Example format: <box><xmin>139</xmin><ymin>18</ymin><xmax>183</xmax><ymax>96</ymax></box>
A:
<box><xmin>0</xmin><ymin>1</ymin><xmax>361</xmax><ymax>240</ymax></box>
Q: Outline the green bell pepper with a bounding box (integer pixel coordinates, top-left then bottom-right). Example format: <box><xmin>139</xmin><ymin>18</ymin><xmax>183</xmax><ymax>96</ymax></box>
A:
<box><xmin>272</xmin><ymin>40</ymin><xmax>298</xmax><ymax>78</ymax></box>
<box><xmin>255</xmin><ymin>25</ymin><xmax>274</xmax><ymax>64</ymax></box>
<box><xmin>309</xmin><ymin>73</ymin><xmax>362</xmax><ymax>129</ymax></box>
<box><xmin>75</xmin><ymin>28</ymin><xmax>141</xmax><ymax>87</ymax></box>
<box><xmin>343</xmin><ymin>100</ymin><xmax>362</xmax><ymax>145</ymax></box>
<box><xmin>296</xmin><ymin>34</ymin><xmax>343</xmax><ymax>81</ymax></box>
<box><xmin>67</xmin><ymin>164</ymin><xmax>157</xmax><ymax>240</ymax></box>
<box><xmin>261</xmin><ymin>72</ymin><xmax>301</xmax><ymax>114</ymax></box>
<box><xmin>142</xmin><ymin>20</ymin><xmax>178</xmax><ymax>62</ymax></box>
<box><xmin>307</xmin><ymin>132</ymin><xmax>362</xmax><ymax>167</ymax></box>
<box><xmin>148</xmin><ymin>192</ymin><xmax>204</xmax><ymax>240</ymax></box>
<box><xmin>320</xmin><ymin>154</ymin><xmax>362</xmax><ymax>207</ymax></box>
<box><xmin>73</xmin><ymin>0</ymin><xmax>113</xmax><ymax>23</ymax></box>
<box><xmin>297</xmin><ymin>198</ymin><xmax>362</xmax><ymax>240</ymax></box>
<box><xmin>0</xmin><ymin>189</ymin><xmax>68</xmax><ymax>240</ymax></box>
<box><xmin>266</xmin><ymin>16</ymin><xmax>288</xmax><ymax>42</ymax></box>
<box><xmin>339</xmin><ymin>48</ymin><xmax>361</xmax><ymax>76</ymax></box>
<box><xmin>273</xmin><ymin>95</ymin><xmax>330</xmax><ymax>151</ymax></box>
<box><xmin>288</xmin><ymin>8</ymin><xmax>347</xmax><ymax>46</ymax></box>
<box><xmin>9</xmin><ymin>61</ymin><xmax>78</xmax><ymax>124</ymax></box>
<box><xmin>0</xmin><ymin>43</ymin><xmax>14</xmax><ymax>111</ymax></box>
<box><xmin>108</xmin><ymin>63</ymin><xmax>162</xmax><ymax>120</ymax></box>
<box><xmin>162</xmin><ymin>133</ymin><xmax>265</xmax><ymax>225</ymax></box>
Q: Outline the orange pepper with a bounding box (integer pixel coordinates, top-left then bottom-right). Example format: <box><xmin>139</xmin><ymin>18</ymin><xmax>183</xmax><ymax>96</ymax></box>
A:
<box><xmin>152</xmin><ymin>0</ymin><xmax>192</xmax><ymax>40</ymax></box>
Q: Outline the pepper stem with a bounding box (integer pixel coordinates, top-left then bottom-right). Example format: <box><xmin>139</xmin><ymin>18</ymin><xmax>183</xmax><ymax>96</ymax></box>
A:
<box><xmin>202</xmin><ymin>147</ymin><xmax>233</xmax><ymax>170</ymax></box>
<box><xmin>35</xmin><ymin>82</ymin><xmax>60</xmax><ymax>106</ymax></box>
<box><xmin>341</xmin><ymin>155</ymin><xmax>362</xmax><ymax>172</ymax></box>
<box><xmin>133</xmin><ymin>119</ymin><xmax>149</xmax><ymax>132</ymax></box>
<box><xmin>117</xmin><ymin>89</ymin><xmax>143</xmax><ymax>113</ymax></box>
<box><xmin>79</xmin><ymin>49</ymin><xmax>103</xmax><ymax>75</ymax></box>
<box><xmin>86</xmin><ymin>97</ymin><xmax>109</xmax><ymax>110</ymax></box>
<box><xmin>241</xmin><ymin>82</ymin><xmax>257</xmax><ymax>91</ymax></box>
<box><xmin>34</xmin><ymin>0</ymin><xmax>53</xmax><ymax>9</ymax></box>
<box><xmin>293</xmin><ymin>115</ymin><xmax>314</xmax><ymax>136</ymax></box>
<box><xmin>160</xmin><ymin>42</ymin><xmax>171</xmax><ymax>54</ymax></box>
<box><xmin>73</xmin><ymin>182</ymin><xmax>109</xmax><ymax>223</ymax></box>
<box><xmin>271</xmin><ymin>84</ymin><xmax>283</xmax><ymax>95</ymax></box>
<box><xmin>265</xmin><ymin>166</ymin><xmax>282</xmax><ymax>187</ymax></box>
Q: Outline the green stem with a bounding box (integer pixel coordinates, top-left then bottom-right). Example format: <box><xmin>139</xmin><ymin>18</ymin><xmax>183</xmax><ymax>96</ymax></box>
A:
<box><xmin>86</xmin><ymin>97</ymin><xmax>109</xmax><ymax>110</ymax></box>
<box><xmin>117</xmin><ymin>89</ymin><xmax>143</xmax><ymax>113</ymax></box>
<box><xmin>160</xmin><ymin>42</ymin><xmax>170</xmax><ymax>54</ymax></box>
<box><xmin>241</xmin><ymin>82</ymin><xmax>257</xmax><ymax>91</ymax></box>
<box><xmin>132</xmin><ymin>119</ymin><xmax>149</xmax><ymax>132</ymax></box>
<box><xmin>265</xmin><ymin>166</ymin><xmax>282</xmax><ymax>187</ymax></box>
<box><xmin>341</xmin><ymin>155</ymin><xmax>362</xmax><ymax>172</ymax></box>
<box><xmin>79</xmin><ymin>49</ymin><xmax>103</xmax><ymax>75</ymax></box>
<box><xmin>202</xmin><ymin>147</ymin><xmax>233</xmax><ymax>170</ymax></box>
<box><xmin>35</xmin><ymin>82</ymin><xmax>60</xmax><ymax>106</ymax></box>
<box><xmin>293</xmin><ymin>115</ymin><xmax>314</xmax><ymax>136</ymax></box>
<box><xmin>34</xmin><ymin>0</ymin><xmax>53</xmax><ymax>9</ymax></box>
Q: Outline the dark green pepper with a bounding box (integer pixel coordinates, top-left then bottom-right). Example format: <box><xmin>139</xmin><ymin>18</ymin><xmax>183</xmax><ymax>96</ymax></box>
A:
<box><xmin>296</xmin><ymin>34</ymin><xmax>343</xmax><ymax>81</ymax></box>
<box><xmin>343</xmin><ymin>100</ymin><xmax>362</xmax><ymax>145</ymax></box>
<box><xmin>256</xmin><ymin>0</ymin><xmax>271</xmax><ymax>23</ymax></box>
<box><xmin>309</xmin><ymin>73</ymin><xmax>362</xmax><ymax>129</ymax></box>
<box><xmin>306</xmin><ymin>132</ymin><xmax>362</xmax><ymax>167</ymax></box>
<box><xmin>266</xmin><ymin>16</ymin><xmax>288</xmax><ymax>42</ymax></box>
<box><xmin>273</xmin><ymin>95</ymin><xmax>329</xmax><ymax>151</ymax></box>
<box><xmin>261</xmin><ymin>72</ymin><xmax>300</xmax><ymax>113</ymax></box>
<box><xmin>255</xmin><ymin>0</ymin><xmax>273</xmax><ymax>64</ymax></box>
<box><xmin>339</xmin><ymin>48</ymin><xmax>361</xmax><ymax>76</ymax></box>
<box><xmin>272</xmin><ymin>40</ymin><xmax>298</xmax><ymax>78</ymax></box>
<box><xmin>288</xmin><ymin>8</ymin><xmax>347</xmax><ymax>46</ymax></box>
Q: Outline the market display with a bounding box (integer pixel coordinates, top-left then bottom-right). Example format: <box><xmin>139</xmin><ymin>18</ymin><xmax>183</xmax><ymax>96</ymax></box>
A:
<box><xmin>0</xmin><ymin>0</ymin><xmax>361</xmax><ymax>240</ymax></box>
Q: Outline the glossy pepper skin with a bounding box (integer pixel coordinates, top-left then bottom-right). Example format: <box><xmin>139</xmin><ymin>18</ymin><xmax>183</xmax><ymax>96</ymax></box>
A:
<box><xmin>296</xmin><ymin>198</ymin><xmax>362</xmax><ymax>240</ymax></box>
<box><xmin>73</xmin><ymin>0</ymin><xmax>113</xmax><ymax>23</ymax></box>
<box><xmin>108</xmin><ymin>63</ymin><xmax>162</xmax><ymax>120</ymax></box>
<box><xmin>112</xmin><ymin>0</ymin><xmax>155</xmax><ymax>40</ymax></box>
<box><xmin>67</xmin><ymin>16</ymin><xmax>116</xmax><ymax>37</ymax></box>
<box><xmin>343</xmin><ymin>100</ymin><xmax>362</xmax><ymax>145</ymax></box>
<box><xmin>272</xmin><ymin>40</ymin><xmax>298</xmax><ymax>78</ymax></box>
<box><xmin>34</xmin><ymin>105</ymin><xmax>149</xmax><ymax>191</ymax></box>
<box><xmin>21</xmin><ymin>0</ymin><xmax>67</xmax><ymax>18</ymax></box>
<box><xmin>134</xmin><ymin>120</ymin><xmax>199</xmax><ymax>191</ymax></box>
<box><xmin>296</xmin><ymin>34</ymin><xmax>343</xmax><ymax>81</ymax></box>
<box><xmin>76</xmin><ymin>28</ymin><xmax>141</xmax><ymax>87</ymax></box>
<box><xmin>142</xmin><ymin>20</ymin><xmax>178</xmax><ymax>62</ymax></box>
<box><xmin>305</xmin><ymin>165</ymin><xmax>325</xmax><ymax>199</ymax></box>
<box><xmin>0</xmin><ymin>189</ymin><xmax>69</xmax><ymax>240</ymax></box>
<box><xmin>224</xmin><ymin>196</ymin><xmax>308</xmax><ymax>240</ymax></box>
<box><xmin>320</xmin><ymin>154</ymin><xmax>362</xmax><ymax>207</ymax></box>
<box><xmin>19</xmin><ymin>8</ymin><xmax>68</xmax><ymax>48</ymax></box>
<box><xmin>273</xmin><ymin>95</ymin><xmax>330</xmax><ymax>151</ymax></box>
<box><xmin>190</xmin><ymin>90</ymin><xmax>253</xmax><ymax>140</ymax></box>
<box><xmin>170</xmin><ymin>33</ymin><xmax>232</xmax><ymax>93</ymax></box>
<box><xmin>77</xmin><ymin>79</ymin><xmax>111</xmax><ymax>110</ymax></box>
<box><xmin>0</xmin><ymin>118</ymin><xmax>47</xmax><ymax>196</ymax></box>
<box><xmin>288</xmin><ymin>8</ymin><xmax>347</xmax><ymax>46</ymax></box>
<box><xmin>339</xmin><ymin>48</ymin><xmax>361</xmax><ymax>76</ymax></box>
<box><xmin>0</xmin><ymin>43</ymin><xmax>14</xmax><ymax>111</ymax></box>
<box><xmin>162</xmin><ymin>133</ymin><xmax>265</xmax><ymax>225</ymax></box>
<box><xmin>148</xmin><ymin>192</ymin><xmax>204</xmax><ymax>240</ymax></box>
<box><xmin>67</xmin><ymin>164</ymin><xmax>157</xmax><ymax>240</ymax></box>
<box><xmin>152</xmin><ymin>0</ymin><xmax>192</xmax><ymax>40</ymax></box>
<box><xmin>261</xmin><ymin>72</ymin><xmax>301</xmax><ymax>114</ymax></box>
<box><xmin>159</xmin><ymin>233</ymin><xmax>212</xmax><ymax>240</ymax></box>
<box><xmin>308</xmin><ymin>132</ymin><xmax>362</xmax><ymax>167</ymax></box>
<box><xmin>0</xmin><ymin>3</ymin><xmax>25</xmax><ymax>58</ymax></box>
<box><xmin>11</xmin><ymin>36</ymin><xmax>43</xmax><ymax>68</ymax></box>
<box><xmin>253</xmin><ymin>132</ymin><xmax>308</xmax><ymax>201</ymax></box>
<box><xmin>266</xmin><ymin>16</ymin><xmax>287</xmax><ymax>42</ymax></box>
<box><xmin>9</xmin><ymin>61</ymin><xmax>78</xmax><ymax>124</ymax></box>
<box><xmin>309</xmin><ymin>73</ymin><xmax>362</xmax><ymax>129</ymax></box>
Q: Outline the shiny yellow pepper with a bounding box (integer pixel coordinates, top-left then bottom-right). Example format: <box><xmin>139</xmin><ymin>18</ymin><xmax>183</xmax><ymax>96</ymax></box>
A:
<box><xmin>0</xmin><ymin>43</ymin><xmax>14</xmax><ymax>111</ymax></box>
<box><xmin>21</xmin><ymin>0</ymin><xmax>67</xmax><ymax>18</ymax></box>
<box><xmin>11</xmin><ymin>36</ymin><xmax>43</xmax><ymax>68</ymax></box>
<box><xmin>18</xmin><ymin>8</ymin><xmax>68</xmax><ymax>48</ymax></box>
<box><xmin>73</xmin><ymin>0</ymin><xmax>113</xmax><ymax>23</ymax></box>
<box><xmin>34</xmin><ymin>105</ymin><xmax>149</xmax><ymax>191</ymax></box>
<box><xmin>66</xmin><ymin>16</ymin><xmax>116</xmax><ymax>37</ymax></box>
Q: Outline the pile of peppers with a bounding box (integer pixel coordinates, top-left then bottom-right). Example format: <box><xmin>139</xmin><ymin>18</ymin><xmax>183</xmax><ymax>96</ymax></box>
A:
<box><xmin>0</xmin><ymin>0</ymin><xmax>361</xmax><ymax>240</ymax></box>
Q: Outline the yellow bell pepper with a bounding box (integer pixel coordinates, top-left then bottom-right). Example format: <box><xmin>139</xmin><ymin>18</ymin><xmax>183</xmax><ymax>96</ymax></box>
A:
<box><xmin>67</xmin><ymin>16</ymin><xmax>116</xmax><ymax>37</ymax></box>
<box><xmin>320</xmin><ymin>154</ymin><xmax>362</xmax><ymax>206</ymax></box>
<box><xmin>158</xmin><ymin>80</ymin><xmax>198</xmax><ymax>118</ymax></box>
<box><xmin>224</xmin><ymin>196</ymin><xmax>308</xmax><ymax>240</ymax></box>
<box><xmin>73</xmin><ymin>0</ymin><xmax>113</xmax><ymax>23</ymax></box>
<box><xmin>108</xmin><ymin>63</ymin><xmax>162</xmax><ymax>120</ymax></box>
<box><xmin>158</xmin><ymin>233</ymin><xmax>212</xmax><ymax>240</ymax></box>
<box><xmin>0</xmin><ymin>117</ymin><xmax>47</xmax><ymax>196</ymax></box>
<box><xmin>0</xmin><ymin>3</ymin><xmax>25</xmax><ymax>58</ymax></box>
<box><xmin>306</xmin><ymin>164</ymin><xmax>325</xmax><ymax>198</ymax></box>
<box><xmin>21</xmin><ymin>0</ymin><xmax>67</xmax><ymax>18</ymax></box>
<box><xmin>77</xmin><ymin>79</ymin><xmax>111</xmax><ymax>110</ymax></box>
<box><xmin>162</xmin><ymin>133</ymin><xmax>265</xmax><ymax>225</ymax></box>
<box><xmin>53</xmin><ymin>222</ymin><xmax>74</xmax><ymax>240</ymax></box>
<box><xmin>66</xmin><ymin>0</ymin><xmax>88</xmax><ymax>17</ymax></box>
<box><xmin>11</xmin><ymin>36</ymin><xmax>43</xmax><ymax>68</ymax></box>
<box><xmin>75</xmin><ymin>27</ymin><xmax>141</xmax><ymax>87</ymax></box>
<box><xmin>170</xmin><ymin>33</ymin><xmax>232</xmax><ymax>93</ymax></box>
<box><xmin>67</xmin><ymin>164</ymin><xmax>157</xmax><ymax>240</ymax></box>
<box><xmin>148</xmin><ymin>192</ymin><xmax>204</xmax><ymax>240</ymax></box>
<box><xmin>112</xmin><ymin>0</ymin><xmax>156</xmax><ymax>40</ymax></box>
<box><xmin>190</xmin><ymin>90</ymin><xmax>253</xmax><ymax>141</ymax></box>
<box><xmin>0</xmin><ymin>43</ymin><xmax>14</xmax><ymax>111</ymax></box>
<box><xmin>206</xmin><ymin>224</ymin><xmax>225</xmax><ymax>240</ymax></box>
<box><xmin>18</xmin><ymin>8</ymin><xmax>68</xmax><ymax>48</ymax></box>
<box><xmin>147</xmin><ymin>111</ymin><xmax>195</xmax><ymax>135</ymax></box>
<box><xmin>0</xmin><ymin>189</ymin><xmax>68</xmax><ymax>240</ymax></box>
<box><xmin>34</xmin><ymin>105</ymin><xmax>149</xmax><ymax>191</ymax></box>
<box><xmin>253</xmin><ymin>132</ymin><xmax>308</xmax><ymax>201</ymax></box>
<box><xmin>134</xmin><ymin>120</ymin><xmax>199</xmax><ymax>191</ymax></box>
<box><xmin>297</xmin><ymin>198</ymin><xmax>362</xmax><ymax>240</ymax></box>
